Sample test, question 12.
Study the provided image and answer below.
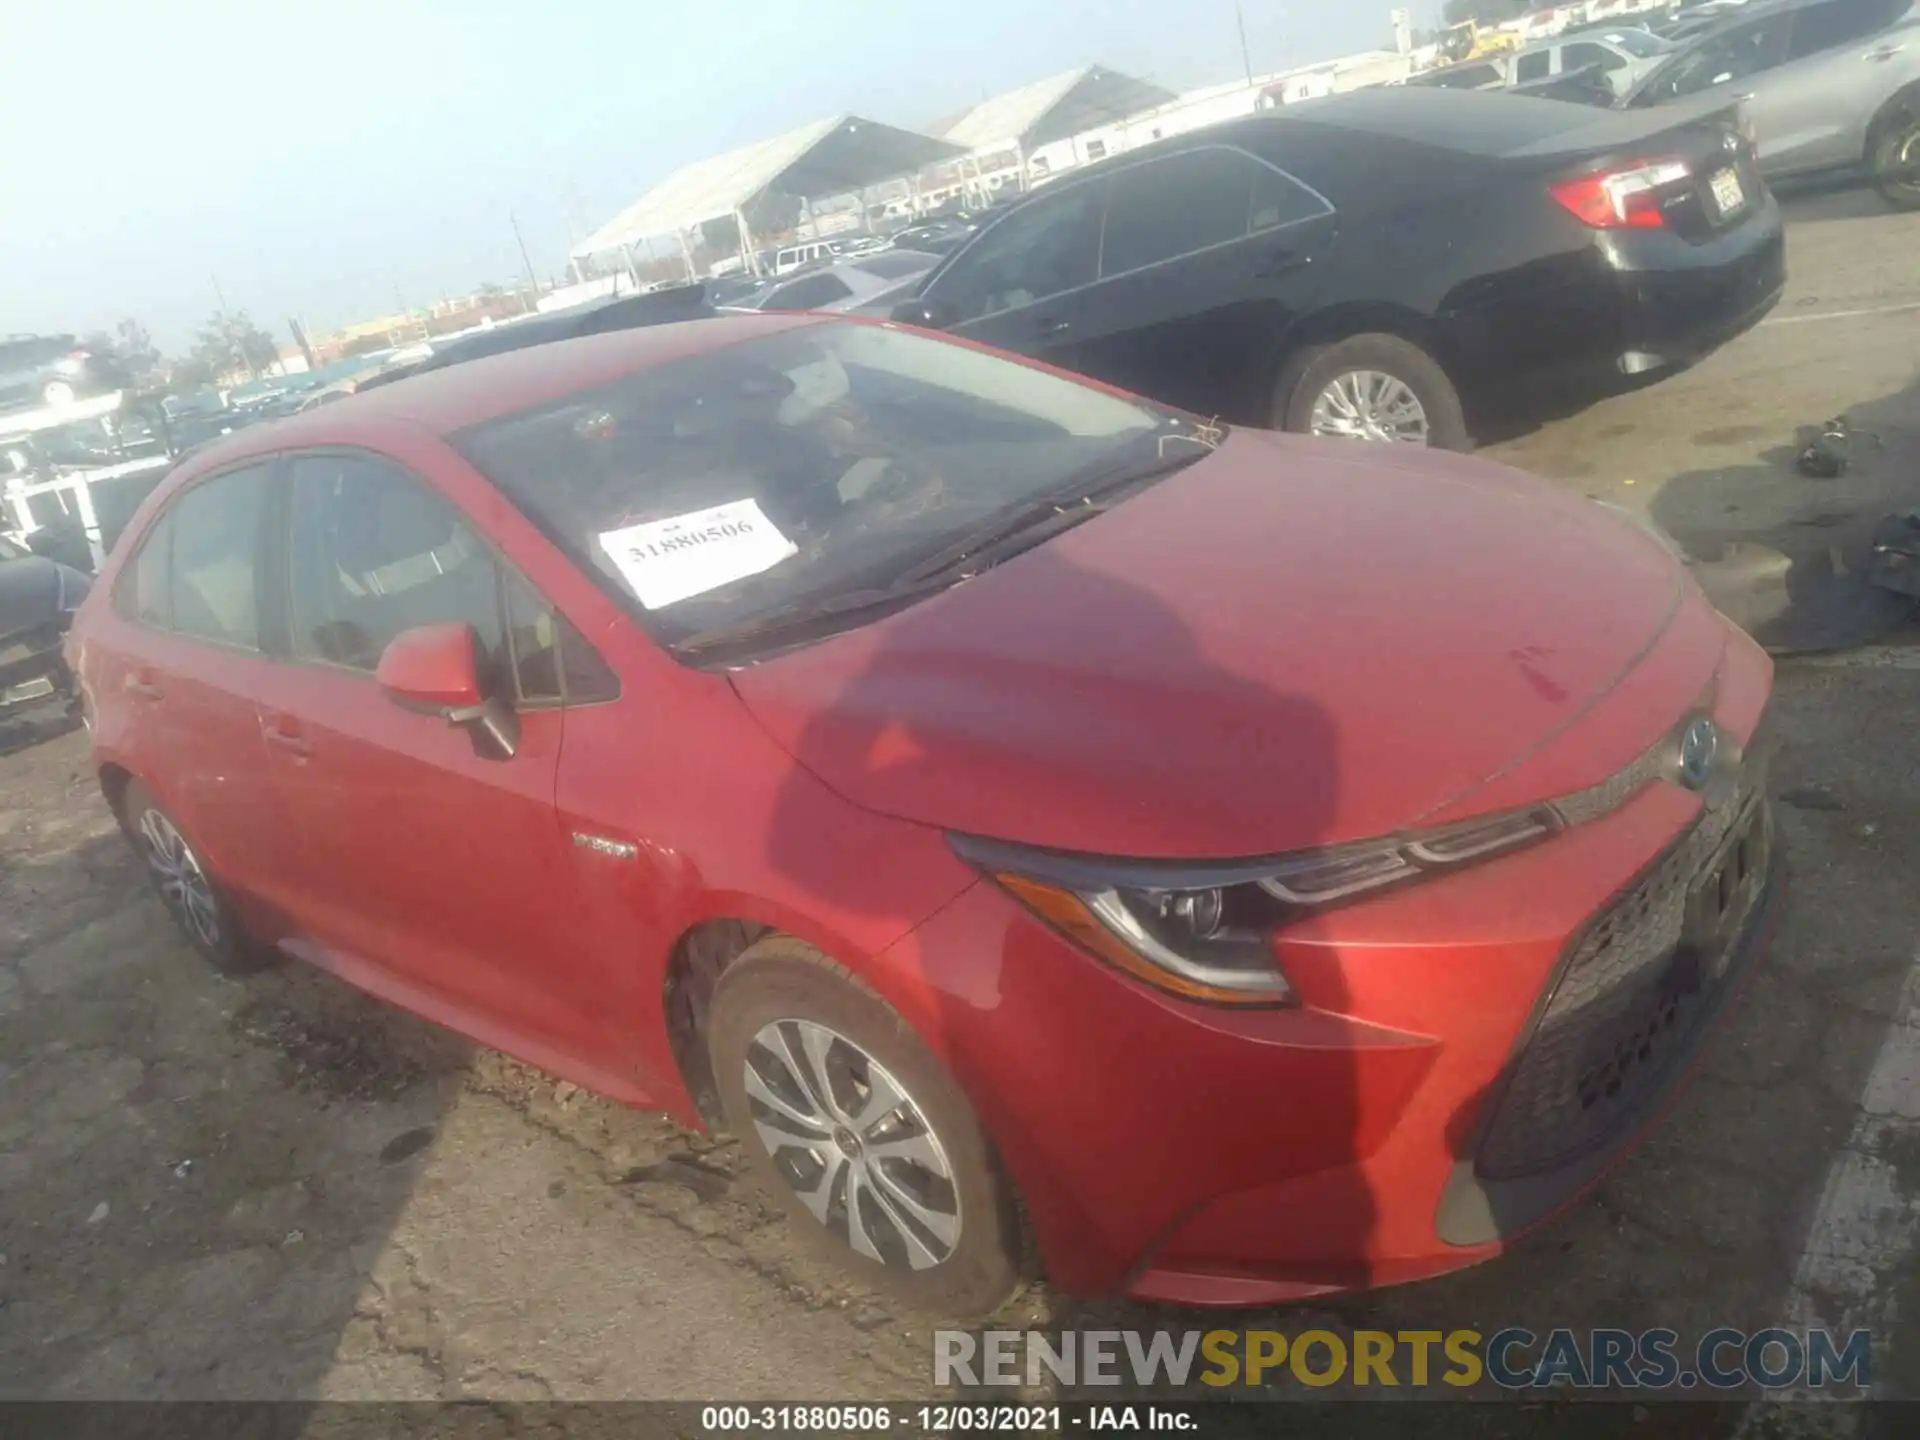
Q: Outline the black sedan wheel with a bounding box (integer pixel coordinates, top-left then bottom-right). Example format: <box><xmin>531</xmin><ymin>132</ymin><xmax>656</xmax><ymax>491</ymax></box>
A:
<box><xmin>709</xmin><ymin>937</ymin><xmax>1024</xmax><ymax>1316</ymax></box>
<box><xmin>1277</xmin><ymin>333</ymin><xmax>1472</xmax><ymax>451</ymax></box>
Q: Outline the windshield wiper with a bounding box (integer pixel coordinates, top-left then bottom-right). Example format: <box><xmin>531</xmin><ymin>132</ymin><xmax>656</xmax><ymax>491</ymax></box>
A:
<box><xmin>888</xmin><ymin>441</ymin><xmax>1212</xmax><ymax>590</ymax></box>
<box><xmin>672</xmin><ymin>582</ymin><xmax>947</xmax><ymax>657</ymax></box>
<box><xmin>672</xmin><ymin>437</ymin><xmax>1214</xmax><ymax>659</ymax></box>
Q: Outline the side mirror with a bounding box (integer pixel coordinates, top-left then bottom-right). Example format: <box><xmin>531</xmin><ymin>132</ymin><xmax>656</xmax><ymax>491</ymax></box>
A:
<box><xmin>889</xmin><ymin>298</ymin><xmax>951</xmax><ymax>329</ymax></box>
<box><xmin>376</xmin><ymin>622</ymin><xmax>520</xmax><ymax>759</ymax></box>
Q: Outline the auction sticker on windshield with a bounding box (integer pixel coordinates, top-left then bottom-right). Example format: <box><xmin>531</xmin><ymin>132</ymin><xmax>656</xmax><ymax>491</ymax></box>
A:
<box><xmin>599</xmin><ymin>499</ymin><xmax>799</xmax><ymax>610</ymax></box>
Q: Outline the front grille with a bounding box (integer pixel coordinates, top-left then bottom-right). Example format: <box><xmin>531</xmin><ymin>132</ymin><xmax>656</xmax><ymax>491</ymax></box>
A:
<box><xmin>1475</xmin><ymin>764</ymin><xmax>1771</xmax><ymax>1182</ymax></box>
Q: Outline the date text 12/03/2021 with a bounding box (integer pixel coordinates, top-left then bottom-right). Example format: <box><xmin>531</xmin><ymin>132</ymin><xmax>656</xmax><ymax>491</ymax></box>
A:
<box><xmin>701</xmin><ymin>1406</ymin><xmax>1192</xmax><ymax>1432</ymax></box>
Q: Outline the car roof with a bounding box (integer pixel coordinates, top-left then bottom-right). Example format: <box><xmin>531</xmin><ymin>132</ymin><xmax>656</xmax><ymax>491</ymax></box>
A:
<box><xmin>170</xmin><ymin>312</ymin><xmax>825</xmax><ymax>470</ymax></box>
<box><xmin>1100</xmin><ymin>87</ymin><xmax>1604</xmax><ymax>173</ymax></box>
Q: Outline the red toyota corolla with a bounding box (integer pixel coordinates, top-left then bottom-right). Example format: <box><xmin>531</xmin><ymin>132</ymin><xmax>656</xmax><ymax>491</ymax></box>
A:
<box><xmin>68</xmin><ymin>314</ymin><xmax>1776</xmax><ymax>1314</ymax></box>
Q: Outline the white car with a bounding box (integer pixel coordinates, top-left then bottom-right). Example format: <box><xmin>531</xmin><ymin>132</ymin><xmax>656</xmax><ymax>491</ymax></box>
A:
<box><xmin>1509</xmin><ymin>27</ymin><xmax>1678</xmax><ymax>96</ymax></box>
<box><xmin>770</xmin><ymin>240</ymin><xmax>849</xmax><ymax>275</ymax></box>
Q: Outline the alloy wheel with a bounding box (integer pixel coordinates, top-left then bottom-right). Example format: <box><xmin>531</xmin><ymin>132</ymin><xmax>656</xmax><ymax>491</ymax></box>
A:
<box><xmin>139</xmin><ymin>808</ymin><xmax>222</xmax><ymax>950</ymax></box>
<box><xmin>743</xmin><ymin>1018</ymin><xmax>961</xmax><ymax>1271</ymax></box>
<box><xmin>1308</xmin><ymin>369</ymin><xmax>1431</xmax><ymax>445</ymax></box>
<box><xmin>1889</xmin><ymin>126</ymin><xmax>1920</xmax><ymax>203</ymax></box>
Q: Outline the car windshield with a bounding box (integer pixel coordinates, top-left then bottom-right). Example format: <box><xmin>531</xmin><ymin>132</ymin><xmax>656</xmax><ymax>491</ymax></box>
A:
<box><xmin>1606</xmin><ymin>28</ymin><xmax>1673</xmax><ymax>57</ymax></box>
<box><xmin>451</xmin><ymin>320</ymin><xmax>1191</xmax><ymax>653</ymax></box>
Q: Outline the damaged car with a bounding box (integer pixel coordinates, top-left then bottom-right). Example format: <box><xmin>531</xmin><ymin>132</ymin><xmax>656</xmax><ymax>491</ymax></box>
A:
<box><xmin>71</xmin><ymin>315</ymin><xmax>1778</xmax><ymax>1312</ymax></box>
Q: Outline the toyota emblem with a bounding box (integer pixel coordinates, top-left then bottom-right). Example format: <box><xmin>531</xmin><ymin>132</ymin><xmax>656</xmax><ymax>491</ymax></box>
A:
<box><xmin>1677</xmin><ymin>717</ymin><xmax>1720</xmax><ymax>791</ymax></box>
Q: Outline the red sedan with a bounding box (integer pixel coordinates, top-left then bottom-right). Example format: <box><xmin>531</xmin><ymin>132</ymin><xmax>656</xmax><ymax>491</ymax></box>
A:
<box><xmin>68</xmin><ymin>314</ymin><xmax>1776</xmax><ymax>1313</ymax></box>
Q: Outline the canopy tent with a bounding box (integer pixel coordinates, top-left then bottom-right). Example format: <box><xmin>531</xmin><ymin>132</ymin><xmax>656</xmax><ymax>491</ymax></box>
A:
<box><xmin>934</xmin><ymin>66</ymin><xmax>1177</xmax><ymax>154</ymax></box>
<box><xmin>570</xmin><ymin>115</ymin><xmax>963</xmax><ymax>264</ymax></box>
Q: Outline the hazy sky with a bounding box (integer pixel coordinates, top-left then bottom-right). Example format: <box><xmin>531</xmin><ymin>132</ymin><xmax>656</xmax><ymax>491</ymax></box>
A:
<box><xmin>2</xmin><ymin>0</ymin><xmax>1438</xmax><ymax>355</ymax></box>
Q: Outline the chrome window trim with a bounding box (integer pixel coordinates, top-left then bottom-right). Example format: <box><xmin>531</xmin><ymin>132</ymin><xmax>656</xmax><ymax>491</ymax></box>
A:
<box><xmin>938</xmin><ymin>142</ymin><xmax>1336</xmax><ymax>329</ymax></box>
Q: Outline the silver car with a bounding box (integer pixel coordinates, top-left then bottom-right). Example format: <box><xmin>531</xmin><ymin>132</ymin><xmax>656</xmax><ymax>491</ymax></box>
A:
<box><xmin>727</xmin><ymin>250</ymin><xmax>944</xmax><ymax>316</ymax></box>
<box><xmin>1624</xmin><ymin>0</ymin><xmax>1920</xmax><ymax>208</ymax></box>
<box><xmin>1510</xmin><ymin>27</ymin><xmax>1678</xmax><ymax>97</ymax></box>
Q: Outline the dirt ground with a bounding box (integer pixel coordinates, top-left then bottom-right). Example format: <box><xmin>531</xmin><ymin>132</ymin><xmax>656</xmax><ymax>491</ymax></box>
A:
<box><xmin>2</xmin><ymin>185</ymin><xmax>1918</xmax><ymax>1416</ymax></box>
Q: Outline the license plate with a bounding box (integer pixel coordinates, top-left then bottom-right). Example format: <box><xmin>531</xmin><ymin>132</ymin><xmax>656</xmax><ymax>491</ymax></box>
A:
<box><xmin>1681</xmin><ymin>803</ymin><xmax>1771</xmax><ymax>985</ymax></box>
<box><xmin>1709</xmin><ymin>167</ymin><xmax>1746</xmax><ymax>216</ymax></box>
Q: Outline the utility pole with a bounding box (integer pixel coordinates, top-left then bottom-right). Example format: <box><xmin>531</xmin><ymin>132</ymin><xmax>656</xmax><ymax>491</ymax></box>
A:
<box><xmin>510</xmin><ymin>211</ymin><xmax>542</xmax><ymax>304</ymax></box>
<box><xmin>211</xmin><ymin>273</ymin><xmax>259</xmax><ymax>381</ymax></box>
<box><xmin>1236</xmin><ymin>2</ymin><xmax>1255</xmax><ymax>87</ymax></box>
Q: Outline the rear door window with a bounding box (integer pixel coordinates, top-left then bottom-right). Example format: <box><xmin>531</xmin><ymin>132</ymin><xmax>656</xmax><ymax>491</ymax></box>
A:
<box><xmin>1515</xmin><ymin>50</ymin><xmax>1553</xmax><ymax>82</ymax></box>
<box><xmin>1101</xmin><ymin>150</ymin><xmax>1249</xmax><ymax>274</ymax></box>
<box><xmin>114</xmin><ymin>513</ymin><xmax>174</xmax><ymax>628</ymax></box>
<box><xmin>165</xmin><ymin>465</ymin><xmax>272</xmax><ymax>650</ymax></box>
<box><xmin>1786</xmin><ymin>0</ymin><xmax>1905</xmax><ymax>60</ymax></box>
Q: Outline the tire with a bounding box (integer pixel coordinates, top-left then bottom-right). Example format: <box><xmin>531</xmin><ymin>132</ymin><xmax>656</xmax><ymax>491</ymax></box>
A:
<box><xmin>1275</xmin><ymin>332</ymin><xmax>1472</xmax><ymax>451</ymax></box>
<box><xmin>1871</xmin><ymin>106</ymin><xmax>1920</xmax><ymax>213</ymax></box>
<box><xmin>120</xmin><ymin>780</ymin><xmax>270</xmax><ymax>975</ymax></box>
<box><xmin>708</xmin><ymin>937</ymin><xmax>1024</xmax><ymax>1316</ymax></box>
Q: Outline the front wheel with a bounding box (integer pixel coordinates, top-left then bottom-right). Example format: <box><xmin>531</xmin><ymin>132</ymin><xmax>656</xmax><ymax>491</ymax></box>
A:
<box><xmin>1276</xmin><ymin>332</ymin><xmax>1472</xmax><ymax>451</ymax></box>
<box><xmin>1872</xmin><ymin>110</ymin><xmax>1920</xmax><ymax>212</ymax></box>
<box><xmin>708</xmin><ymin>938</ymin><xmax>1024</xmax><ymax>1316</ymax></box>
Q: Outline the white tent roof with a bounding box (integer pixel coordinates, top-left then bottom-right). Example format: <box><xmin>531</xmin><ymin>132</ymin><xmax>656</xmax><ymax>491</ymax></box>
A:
<box><xmin>935</xmin><ymin>66</ymin><xmax>1177</xmax><ymax>153</ymax></box>
<box><xmin>572</xmin><ymin>116</ymin><xmax>962</xmax><ymax>260</ymax></box>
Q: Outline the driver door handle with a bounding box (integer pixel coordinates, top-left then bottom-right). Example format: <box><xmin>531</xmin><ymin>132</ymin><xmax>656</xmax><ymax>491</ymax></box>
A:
<box><xmin>124</xmin><ymin>672</ymin><xmax>163</xmax><ymax>701</ymax></box>
<box><xmin>1035</xmin><ymin>317</ymin><xmax>1071</xmax><ymax>339</ymax></box>
<box><xmin>1865</xmin><ymin>44</ymin><xmax>1905</xmax><ymax>60</ymax></box>
<box><xmin>261</xmin><ymin>718</ymin><xmax>311</xmax><ymax>759</ymax></box>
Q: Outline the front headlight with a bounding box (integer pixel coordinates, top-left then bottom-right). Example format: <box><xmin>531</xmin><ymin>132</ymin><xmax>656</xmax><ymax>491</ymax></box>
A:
<box><xmin>952</xmin><ymin>806</ymin><xmax>1561</xmax><ymax>1007</ymax></box>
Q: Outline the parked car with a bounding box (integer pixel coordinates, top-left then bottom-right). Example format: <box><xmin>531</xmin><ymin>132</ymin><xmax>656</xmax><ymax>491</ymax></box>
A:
<box><xmin>1</xmin><ymin>531</ymin><xmax>88</xmax><ymax>716</ymax></box>
<box><xmin>1406</xmin><ymin>56</ymin><xmax>1513</xmax><ymax>90</ymax></box>
<box><xmin>888</xmin><ymin>218</ymin><xmax>978</xmax><ymax>254</ymax></box>
<box><xmin>727</xmin><ymin>250</ymin><xmax>944</xmax><ymax>315</ymax></box>
<box><xmin>1</xmin><ymin>335</ymin><xmax>132</xmax><ymax>418</ymax></box>
<box><xmin>1622</xmin><ymin>0</ymin><xmax>1920</xmax><ymax>208</ymax></box>
<box><xmin>891</xmin><ymin>87</ymin><xmax>1785</xmax><ymax>450</ymax></box>
<box><xmin>71</xmin><ymin>313</ymin><xmax>1779</xmax><ymax>1312</ymax></box>
<box><xmin>771</xmin><ymin>240</ymin><xmax>850</xmax><ymax>275</ymax></box>
<box><xmin>1509</xmin><ymin>27</ymin><xmax>1678</xmax><ymax>96</ymax></box>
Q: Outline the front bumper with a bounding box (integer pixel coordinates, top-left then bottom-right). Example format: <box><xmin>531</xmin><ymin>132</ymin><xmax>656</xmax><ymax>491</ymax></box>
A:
<box><xmin>885</xmin><ymin>614</ymin><xmax>1776</xmax><ymax>1304</ymax></box>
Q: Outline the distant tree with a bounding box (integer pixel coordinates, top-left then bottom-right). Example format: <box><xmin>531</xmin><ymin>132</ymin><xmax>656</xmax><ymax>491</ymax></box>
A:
<box><xmin>164</xmin><ymin>356</ymin><xmax>216</xmax><ymax>395</ymax></box>
<box><xmin>187</xmin><ymin>309</ymin><xmax>281</xmax><ymax>382</ymax></box>
<box><xmin>114</xmin><ymin>319</ymin><xmax>162</xmax><ymax>379</ymax></box>
<box><xmin>77</xmin><ymin>319</ymin><xmax>164</xmax><ymax>386</ymax></box>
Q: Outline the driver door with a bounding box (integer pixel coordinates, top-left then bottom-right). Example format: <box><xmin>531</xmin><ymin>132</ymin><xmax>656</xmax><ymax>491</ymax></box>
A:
<box><xmin>920</xmin><ymin>179</ymin><xmax>1110</xmax><ymax>378</ymax></box>
<box><xmin>254</xmin><ymin>449</ymin><xmax>619</xmax><ymax>1070</ymax></box>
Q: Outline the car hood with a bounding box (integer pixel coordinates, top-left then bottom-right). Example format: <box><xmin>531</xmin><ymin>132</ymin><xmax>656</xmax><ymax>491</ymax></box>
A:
<box><xmin>729</xmin><ymin>430</ymin><xmax>1686</xmax><ymax>859</ymax></box>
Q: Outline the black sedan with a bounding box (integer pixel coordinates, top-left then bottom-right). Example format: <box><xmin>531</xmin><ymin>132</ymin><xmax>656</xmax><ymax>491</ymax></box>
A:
<box><xmin>891</xmin><ymin>86</ymin><xmax>1785</xmax><ymax>449</ymax></box>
